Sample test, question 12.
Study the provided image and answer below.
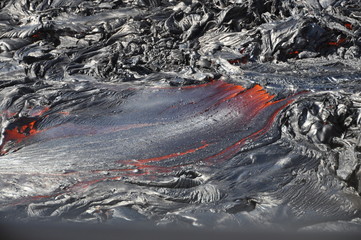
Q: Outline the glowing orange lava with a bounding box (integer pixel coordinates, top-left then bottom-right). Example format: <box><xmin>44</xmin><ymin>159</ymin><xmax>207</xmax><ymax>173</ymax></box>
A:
<box><xmin>328</xmin><ymin>38</ymin><xmax>346</xmax><ymax>46</ymax></box>
<box><xmin>345</xmin><ymin>23</ymin><xmax>353</xmax><ymax>30</ymax></box>
<box><xmin>0</xmin><ymin>121</ymin><xmax>40</xmax><ymax>154</ymax></box>
<box><xmin>116</xmin><ymin>81</ymin><xmax>296</xmax><ymax>171</ymax></box>
<box><xmin>0</xmin><ymin>81</ymin><xmax>299</xmax><ymax>185</ymax></box>
<box><xmin>289</xmin><ymin>51</ymin><xmax>299</xmax><ymax>55</ymax></box>
<box><xmin>120</xmin><ymin>142</ymin><xmax>210</xmax><ymax>169</ymax></box>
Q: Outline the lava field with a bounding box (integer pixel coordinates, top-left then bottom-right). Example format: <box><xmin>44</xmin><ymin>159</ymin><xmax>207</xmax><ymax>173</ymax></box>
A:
<box><xmin>0</xmin><ymin>0</ymin><xmax>361</xmax><ymax>232</ymax></box>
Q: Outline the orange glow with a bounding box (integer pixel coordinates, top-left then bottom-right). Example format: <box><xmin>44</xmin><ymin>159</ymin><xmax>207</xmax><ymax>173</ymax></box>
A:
<box><xmin>238</xmin><ymin>84</ymin><xmax>276</xmax><ymax>114</ymax></box>
<box><xmin>218</xmin><ymin>83</ymin><xmax>246</xmax><ymax>102</ymax></box>
<box><xmin>0</xmin><ymin>106</ymin><xmax>50</xmax><ymax>154</ymax></box>
<box><xmin>117</xmin><ymin>82</ymin><xmax>288</xmax><ymax>170</ymax></box>
<box><xmin>114</xmin><ymin>142</ymin><xmax>210</xmax><ymax>172</ymax></box>
<box><xmin>0</xmin><ymin>120</ymin><xmax>41</xmax><ymax>155</ymax></box>
<box><xmin>0</xmin><ymin>81</ymin><xmax>298</xmax><ymax>178</ymax></box>
<box><xmin>289</xmin><ymin>51</ymin><xmax>299</xmax><ymax>55</ymax></box>
<box><xmin>345</xmin><ymin>23</ymin><xmax>352</xmax><ymax>30</ymax></box>
<box><xmin>4</xmin><ymin>121</ymin><xmax>38</xmax><ymax>141</ymax></box>
<box><xmin>1</xmin><ymin>81</ymin><xmax>303</xmax><ymax>207</ymax></box>
<box><xmin>58</xmin><ymin>111</ymin><xmax>70</xmax><ymax>115</ymax></box>
<box><xmin>328</xmin><ymin>38</ymin><xmax>346</xmax><ymax>46</ymax></box>
<box><xmin>128</xmin><ymin>142</ymin><xmax>209</xmax><ymax>166</ymax></box>
<box><xmin>204</xmin><ymin>99</ymin><xmax>294</xmax><ymax>162</ymax></box>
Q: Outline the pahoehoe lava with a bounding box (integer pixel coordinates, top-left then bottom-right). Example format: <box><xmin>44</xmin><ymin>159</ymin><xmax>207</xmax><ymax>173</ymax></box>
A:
<box><xmin>0</xmin><ymin>0</ymin><xmax>361</xmax><ymax>231</ymax></box>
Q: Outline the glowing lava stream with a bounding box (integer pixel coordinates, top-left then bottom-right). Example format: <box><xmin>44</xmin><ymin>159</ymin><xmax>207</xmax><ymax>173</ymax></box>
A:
<box><xmin>114</xmin><ymin>81</ymin><xmax>297</xmax><ymax>170</ymax></box>
<box><xmin>0</xmin><ymin>80</ymin><xmax>300</xmax><ymax>178</ymax></box>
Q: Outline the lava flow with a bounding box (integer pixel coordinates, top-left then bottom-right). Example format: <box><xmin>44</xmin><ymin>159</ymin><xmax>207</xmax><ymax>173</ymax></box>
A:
<box><xmin>0</xmin><ymin>81</ymin><xmax>297</xmax><ymax>175</ymax></box>
<box><xmin>0</xmin><ymin>118</ymin><xmax>40</xmax><ymax>155</ymax></box>
<box><xmin>1</xmin><ymin>0</ymin><xmax>360</xmax><ymax>230</ymax></box>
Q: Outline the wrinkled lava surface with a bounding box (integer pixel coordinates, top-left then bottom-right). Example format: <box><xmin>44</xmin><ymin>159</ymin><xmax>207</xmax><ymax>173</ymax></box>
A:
<box><xmin>0</xmin><ymin>0</ymin><xmax>361</xmax><ymax>231</ymax></box>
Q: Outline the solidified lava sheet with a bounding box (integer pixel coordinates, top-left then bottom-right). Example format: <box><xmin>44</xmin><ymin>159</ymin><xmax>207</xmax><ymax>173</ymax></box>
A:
<box><xmin>0</xmin><ymin>0</ymin><xmax>361</xmax><ymax>231</ymax></box>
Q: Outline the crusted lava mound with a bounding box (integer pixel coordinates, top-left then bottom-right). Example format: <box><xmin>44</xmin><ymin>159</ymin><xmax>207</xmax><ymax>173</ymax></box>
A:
<box><xmin>0</xmin><ymin>0</ymin><xmax>361</xmax><ymax>231</ymax></box>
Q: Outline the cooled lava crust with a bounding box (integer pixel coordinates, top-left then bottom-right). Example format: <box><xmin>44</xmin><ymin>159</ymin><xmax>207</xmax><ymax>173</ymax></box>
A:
<box><xmin>0</xmin><ymin>0</ymin><xmax>361</xmax><ymax>231</ymax></box>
